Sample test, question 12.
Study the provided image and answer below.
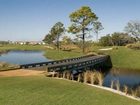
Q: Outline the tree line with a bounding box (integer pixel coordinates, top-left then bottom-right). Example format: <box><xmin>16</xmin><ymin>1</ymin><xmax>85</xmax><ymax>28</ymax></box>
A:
<box><xmin>99</xmin><ymin>20</ymin><xmax>140</xmax><ymax>46</ymax></box>
<box><xmin>43</xmin><ymin>6</ymin><xmax>140</xmax><ymax>52</ymax></box>
<box><xmin>99</xmin><ymin>32</ymin><xmax>136</xmax><ymax>46</ymax></box>
<box><xmin>43</xmin><ymin>6</ymin><xmax>103</xmax><ymax>53</ymax></box>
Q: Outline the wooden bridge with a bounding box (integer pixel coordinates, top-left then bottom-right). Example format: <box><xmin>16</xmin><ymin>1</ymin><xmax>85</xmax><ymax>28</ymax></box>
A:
<box><xmin>20</xmin><ymin>54</ymin><xmax>112</xmax><ymax>72</ymax></box>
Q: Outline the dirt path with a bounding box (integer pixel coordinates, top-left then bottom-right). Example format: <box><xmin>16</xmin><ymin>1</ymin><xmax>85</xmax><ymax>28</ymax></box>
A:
<box><xmin>0</xmin><ymin>69</ymin><xmax>45</xmax><ymax>77</ymax></box>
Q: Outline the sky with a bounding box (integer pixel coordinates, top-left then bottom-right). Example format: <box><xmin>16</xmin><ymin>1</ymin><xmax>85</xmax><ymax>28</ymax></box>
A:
<box><xmin>0</xmin><ymin>0</ymin><xmax>140</xmax><ymax>41</ymax></box>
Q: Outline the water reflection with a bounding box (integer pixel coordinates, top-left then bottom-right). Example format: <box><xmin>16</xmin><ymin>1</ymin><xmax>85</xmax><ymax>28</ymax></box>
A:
<box><xmin>103</xmin><ymin>68</ymin><xmax>140</xmax><ymax>89</ymax></box>
<box><xmin>0</xmin><ymin>50</ymin><xmax>49</xmax><ymax>65</ymax></box>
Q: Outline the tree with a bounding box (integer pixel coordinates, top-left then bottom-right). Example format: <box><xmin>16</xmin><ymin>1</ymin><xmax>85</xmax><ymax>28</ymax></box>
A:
<box><xmin>111</xmin><ymin>32</ymin><xmax>136</xmax><ymax>46</ymax></box>
<box><xmin>68</xmin><ymin>6</ymin><xmax>98</xmax><ymax>53</ymax></box>
<box><xmin>43</xmin><ymin>22</ymin><xmax>65</xmax><ymax>49</ymax></box>
<box><xmin>124</xmin><ymin>20</ymin><xmax>140</xmax><ymax>41</ymax></box>
<box><xmin>52</xmin><ymin>22</ymin><xmax>65</xmax><ymax>49</ymax></box>
<box><xmin>43</xmin><ymin>33</ymin><xmax>55</xmax><ymax>44</ymax></box>
<box><xmin>99</xmin><ymin>35</ymin><xmax>112</xmax><ymax>46</ymax></box>
<box><xmin>99</xmin><ymin>32</ymin><xmax>136</xmax><ymax>46</ymax></box>
<box><xmin>93</xmin><ymin>21</ymin><xmax>104</xmax><ymax>42</ymax></box>
<box><xmin>111</xmin><ymin>33</ymin><xmax>124</xmax><ymax>46</ymax></box>
<box><xmin>61</xmin><ymin>36</ymin><xmax>73</xmax><ymax>45</ymax></box>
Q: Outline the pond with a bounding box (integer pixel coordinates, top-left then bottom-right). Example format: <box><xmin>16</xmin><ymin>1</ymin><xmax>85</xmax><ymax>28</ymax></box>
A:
<box><xmin>0</xmin><ymin>51</ymin><xmax>140</xmax><ymax>90</ymax></box>
<box><xmin>103</xmin><ymin>69</ymin><xmax>140</xmax><ymax>89</ymax></box>
<box><xmin>0</xmin><ymin>50</ymin><xmax>49</xmax><ymax>65</ymax></box>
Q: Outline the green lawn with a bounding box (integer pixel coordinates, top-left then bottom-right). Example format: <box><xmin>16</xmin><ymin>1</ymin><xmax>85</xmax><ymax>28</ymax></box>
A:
<box><xmin>0</xmin><ymin>76</ymin><xmax>139</xmax><ymax>105</ymax></box>
<box><xmin>44</xmin><ymin>49</ymin><xmax>83</xmax><ymax>60</ymax></box>
<box><xmin>99</xmin><ymin>47</ymin><xmax>140</xmax><ymax>70</ymax></box>
<box><xmin>1</xmin><ymin>44</ymin><xmax>140</xmax><ymax>70</ymax></box>
<box><xmin>0</xmin><ymin>44</ymin><xmax>83</xmax><ymax>60</ymax></box>
<box><xmin>0</xmin><ymin>44</ymin><xmax>45</xmax><ymax>51</ymax></box>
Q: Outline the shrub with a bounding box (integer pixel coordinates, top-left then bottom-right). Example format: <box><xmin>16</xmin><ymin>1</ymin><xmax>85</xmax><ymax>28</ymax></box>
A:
<box><xmin>99</xmin><ymin>33</ymin><xmax>136</xmax><ymax>46</ymax></box>
<box><xmin>96</xmin><ymin>72</ymin><xmax>104</xmax><ymax>86</ymax></box>
<box><xmin>116</xmin><ymin>80</ymin><xmax>120</xmax><ymax>91</ymax></box>
<box><xmin>123</xmin><ymin>85</ymin><xmax>129</xmax><ymax>94</ymax></box>
<box><xmin>131</xmin><ymin>87</ymin><xmax>140</xmax><ymax>98</ymax></box>
<box><xmin>0</xmin><ymin>62</ymin><xmax>19</xmax><ymax>70</ymax></box>
<box><xmin>112</xmin><ymin>46</ymin><xmax>119</xmax><ymax>50</ymax></box>
<box><xmin>126</xmin><ymin>43</ymin><xmax>140</xmax><ymax>50</ymax></box>
<box><xmin>85</xmin><ymin>71</ymin><xmax>104</xmax><ymax>86</ymax></box>
<box><xmin>110</xmin><ymin>80</ymin><xmax>120</xmax><ymax>91</ymax></box>
<box><xmin>111</xmin><ymin>80</ymin><xmax>114</xmax><ymax>89</ymax></box>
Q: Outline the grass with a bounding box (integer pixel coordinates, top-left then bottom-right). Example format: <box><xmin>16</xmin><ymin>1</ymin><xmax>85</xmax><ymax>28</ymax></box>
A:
<box><xmin>0</xmin><ymin>62</ymin><xmax>20</xmax><ymax>71</ymax></box>
<box><xmin>0</xmin><ymin>44</ymin><xmax>83</xmax><ymax>60</ymax></box>
<box><xmin>1</xmin><ymin>44</ymin><xmax>140</xmax><ymax>70</ymax></box>
<box><xmin>99</xmin><ymin>47</ymin><xmax>140</xmax><ymax>70</ymax></box>
<box><xmin>0</xmin><ymin>44</ymin><xmax>45</xmax><ymax>51</ymax></box>
<box><xmin>0</xmin><ymin>76</ymin><xmax>139</xmax><ymax>105</ymax></box>
<box><xmin>44</xmin><ymin>49</ymin><xmax>83</xmax><ymax>60</ymax></box>
<box><xmin>84</xmin><ymin>45</ymin><xmax>140</xmax><ymax>70</ymax></box>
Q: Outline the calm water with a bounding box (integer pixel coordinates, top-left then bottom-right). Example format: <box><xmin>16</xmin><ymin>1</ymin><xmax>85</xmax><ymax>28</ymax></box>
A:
<box><xmin>103</xmin><ymin>69</ymin><xmax>140</xmax><ymax>88</ymax></box>
<box><xmin>0</xmin><ymin>50</ymin><xmax>49</xmax><ymax>65</ymax></box>
<box><xmin>0</xmin><ymin>50</ymin><xmax>140</xmax><ymax>88</ymax></box>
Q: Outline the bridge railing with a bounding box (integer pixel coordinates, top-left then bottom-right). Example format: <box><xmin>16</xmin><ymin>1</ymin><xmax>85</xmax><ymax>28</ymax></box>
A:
<box><xmin>47</xmin><ymin>55</ymin><xmax>110</xmax><ymax>72</ymax></box>
<box><xmin>20</xmin><ymin>54</ymin><xmax>96</xmax><ymax>69</ymax></box>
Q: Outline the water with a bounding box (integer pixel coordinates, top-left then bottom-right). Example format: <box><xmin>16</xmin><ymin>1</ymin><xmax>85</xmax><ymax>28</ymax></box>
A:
<box><xmin>0</xmin><ymin>51</ymin><xmax>140</xmax><ymax>89</ymax></box>
<box><xmin>0</xmin><ymin>50</ymin><xmax>49</xmax><ymax>65</ymax></box>
<box><xmin>103</xmin><ymin>69</ymin><xmax>140</xmax><ymax>88</ymax></box>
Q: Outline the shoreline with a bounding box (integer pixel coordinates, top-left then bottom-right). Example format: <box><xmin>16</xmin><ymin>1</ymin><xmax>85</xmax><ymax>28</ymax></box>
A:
<box><xmin>55</xmin><ymin>78</ymin><xmax>140</xmax><ymax>102</ymax></box>
<box><xmin>0</xmin><ymin>69</ymin><xmax>140</xmax><ymax>102</ymax></box>
<box><xmin>0</xmin><ymin>46</ymin><xmax>140</xmax><ymax>71</ymax></box>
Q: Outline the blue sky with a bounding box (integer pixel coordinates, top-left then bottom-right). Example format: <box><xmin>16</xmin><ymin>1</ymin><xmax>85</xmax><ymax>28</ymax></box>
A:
<box><xmin>0</xmin><ymin>0</ymin><xmax>140</xmax><ymax>41</ymax></box>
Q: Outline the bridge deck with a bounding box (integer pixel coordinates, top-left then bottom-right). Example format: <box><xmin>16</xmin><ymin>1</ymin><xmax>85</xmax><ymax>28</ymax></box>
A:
<box><xmin>20</xmin><ymin>54</ymin><xmax>95</xmax><ymax>69</ymax></box>
<box><xmin>20</xmin><ymin>54</ymin><xmax>112</xmax><ymax>72</ymax></box>
<box><xmin>47</xmin><ymin>55</ymin><xmax>110</xmax><ymax>72</ymax></box>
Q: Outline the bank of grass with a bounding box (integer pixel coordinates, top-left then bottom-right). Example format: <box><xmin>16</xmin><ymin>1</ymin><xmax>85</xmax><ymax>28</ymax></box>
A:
<box><xmin>0</xmin><ymin>62</ymin><xmax>20</xmax><ymax>71</ymax></box>
<box><xmin>44</xmin><ymin>49</ymin><xmax>83</xmax><ymax>60</ymax></box>
<box><xmin>98</xmin><ymin>46</ymin><xmax>140</xmax><ymax>70</ymax></box>
<box><xmin>1</xmin><ymin>44</ymin><xmax>140</xmax><ymax>70</ymax></box>
<box><xmin>0</xmin><ymin>76</ymin><xmax>139</xmax><ymax>105</ymax></box>
<box><xmin>0</xmin><ymin>44</ymin><xmax>83</xmax><ymax>60</ymax></box>
<box><xmin>0</xmin><ymin>44</ymin><xmax>45</xmax><ymax>51</ymax></box>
